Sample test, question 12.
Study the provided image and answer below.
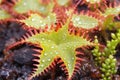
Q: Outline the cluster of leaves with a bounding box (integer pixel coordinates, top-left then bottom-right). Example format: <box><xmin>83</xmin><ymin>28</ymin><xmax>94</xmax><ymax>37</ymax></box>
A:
<box><xmin>0</xmin><ymin>0</ymin><xmax>120</xmax><ymax>80</ymax></box>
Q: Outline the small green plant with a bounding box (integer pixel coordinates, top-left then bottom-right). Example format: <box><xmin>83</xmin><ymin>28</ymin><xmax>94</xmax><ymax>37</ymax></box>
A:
<box><xmin>101</xmin><ymin>55</ymin><xmax>116</xmax><ymax>80</ymax></box>
<box><xmin>92</xmin><ymin>29</ymin><xmax>120</xmax><ymax>80</ymax></box>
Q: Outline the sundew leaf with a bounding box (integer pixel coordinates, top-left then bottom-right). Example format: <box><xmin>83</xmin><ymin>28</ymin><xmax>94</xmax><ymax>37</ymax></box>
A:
<box><xmin>25</xmin><ymin>22</ymin><xmax>91</xmax><ymax>79</ymax></box>
<box><xmin>20</xmin><ymin>13</ymin><xmax>56</xmax><ymax>29</ymax></box>
<box><xmin>102</xmin><ymin>6</ymin><xmax>120</xmax><ymax>17</ymax></box>
<box><xmin>13</xmin><ymin>0</ymin><xmax>54</xmax><ymax>15</ymax></box>
<box><xmin>71</xmin><ymin>14</ymin><xmax>99</xmax><ymax>29</ymax></box>
<box><xmin>0</xmin><ymin>9</ymin><xmax>11</xmax><ymax>20</ymax></box>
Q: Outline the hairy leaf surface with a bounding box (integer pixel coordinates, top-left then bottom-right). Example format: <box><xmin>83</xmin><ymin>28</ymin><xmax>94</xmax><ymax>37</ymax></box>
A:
<box><xmin>26</xmin><ymin>23</ymin><xmax>91</xmax><ymax>79</ymax></box>
<box><xmin>20</xmin><ymin>13</ymin><xmax>56</xmax><ymax>29</ymax></box>
<box><xmin>102</xmin><ymin>6</ymin><xmax>120</xmax><ymax>17</ymax></box>
<box><xmin>0</xmin><ymin>9</ymin><xmax>11</xmax><ymax>19</ymax></box>
<box><xmin>71</xmin><ymin>14</ymin><xmax>99</xmax><ymax>29</ymax></box>
<box><xmin>13</xmin><ymin>0</ymin><xmax>54</xmax><ymax>15</ymax></box>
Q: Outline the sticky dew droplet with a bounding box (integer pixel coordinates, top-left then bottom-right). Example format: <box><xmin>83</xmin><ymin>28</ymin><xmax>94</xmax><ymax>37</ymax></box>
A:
<box><xmin>40</xmin><ymin>64</ymin><xmax>44</xmax><ymax>67</ymax></box>
<box><xmin>23</xmin><ymin>2</ymin><xmax>27</xmax><ymax>6</ymax></box>
<box><xmin>51</xmin><ymin>46</ymin><xmax>54</xmax><ymax>49</ymax></box>
<box><xmin>48</xmin><ymin>59</ymin><xmax>50</xmax><ymax>61</ymax></box>
<box><xmin>72</xmin><ymin>57</ymin><xmax>74</xmax><ymax>60</ymax></box>
<box><xmin>44</xmin><ymin>53</ymin><xmax>47</xmax><ymax>56</ymax></box>
<box><xmin>32</xmin><ymin>18</ymin><xmax>35</xmax><ymax>21</ymax></box>
<box><xmin>41</xmin><ymin>38</ymin><xmax>45</xmax><ymax>40</ymax></box>
<box><xmin>42</xmin><ymin>60</ymin><xmax>45</xmax><ymax>62</ymax></box>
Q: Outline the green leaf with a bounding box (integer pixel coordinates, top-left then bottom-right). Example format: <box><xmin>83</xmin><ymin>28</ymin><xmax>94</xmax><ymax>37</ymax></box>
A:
<box><xmin>71</xmin><ymin>14</ymin><xmax>99</xmax><ymax>29</ymax></box>
<box><xmin>13</xmin><ymin>0</ymin><xmax>54</xmax><ymax>15</ymax></box>
<box><xmin>0</xmin><ymin>9</ymin><xmax>11</xmax><ymax>20</ymax></box>
<box><xmin>103</xmin><ymin>16</ymin><xmax>114</xmax><ymax>29</ymax></box>
<box><xmin>102</xmin><ymin>6</ymin><xmax>120</xmax><ymax>17</ymax></box>
<box><xmin>26</xmin><ymin>23</ymin><xmax>91</xmax><ymax>79</ymax></box>
<box><xmin>20</xmin><ymin>13</ymin><xmax>56</xmax><ymax>29</ymax></box>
